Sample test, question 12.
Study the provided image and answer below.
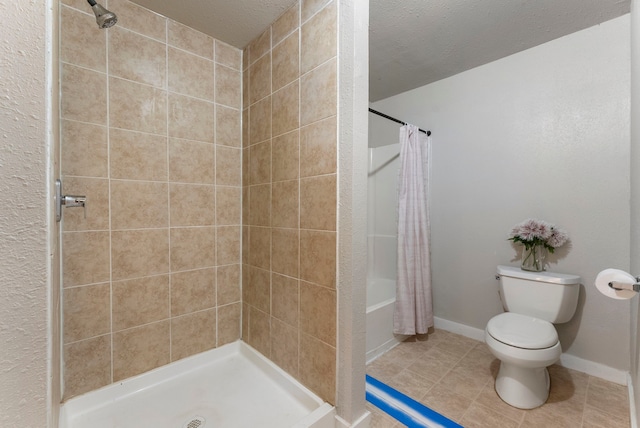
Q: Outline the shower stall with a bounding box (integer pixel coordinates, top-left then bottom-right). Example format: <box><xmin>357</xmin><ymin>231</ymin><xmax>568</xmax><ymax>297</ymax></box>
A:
<box><xmin>56</xmin><ymin>0</ymin><xmax>352</xmax><ymax>425</ymax></box>
<box><xmin>0</xmin><ymin>0</ymin><xmax>374</xmax><ymax>424</ymax></box>
<box><xmin>366</xmin><ymin>111</ymin><xmax>408</xmax><ymax>361</ymax></box>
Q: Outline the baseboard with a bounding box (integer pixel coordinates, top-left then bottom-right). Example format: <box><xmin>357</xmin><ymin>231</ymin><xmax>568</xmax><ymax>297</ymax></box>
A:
<box><xmin>558</xmin><ymin>353</ymin><xmax>628</xmax><ymax>385</ymax></box>
<box><xmin>434</xmin><ymin>316</ymin><xmax>629</xmax><ymax>385</ymax></box>
<box><xmin>434</xmin><ymin>317</ymin><xmax>485</xmax><ymax>341</ymax></box>
<box><xmin>366</xmin><ymin>335</ymin><xmax>407</xmax><ymax>364</ymax></box>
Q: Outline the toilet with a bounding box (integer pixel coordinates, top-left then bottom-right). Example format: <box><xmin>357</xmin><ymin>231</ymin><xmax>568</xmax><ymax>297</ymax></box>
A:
<box><xmin>485</xmin><ymin>265</ymin><xmax>580</xmax><ymax>409</ymax></box>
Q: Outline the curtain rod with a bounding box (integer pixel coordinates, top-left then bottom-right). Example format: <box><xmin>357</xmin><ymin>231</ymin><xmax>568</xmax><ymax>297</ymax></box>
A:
<box><xmin>368</xmin><ymin>108</ymin><xmax>431</xmax><ymax>136</ymax></box>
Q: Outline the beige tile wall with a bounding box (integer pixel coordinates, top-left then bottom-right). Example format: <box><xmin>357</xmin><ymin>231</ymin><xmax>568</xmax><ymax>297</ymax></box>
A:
<box><xmin>242</xmin><ymin>0</ymin><xmax>338</xmax><ymax>404</ymax></box>
<box><xmin>60</xmin><ymin>0</ymin><xmax>242</xmax><ymax>399</ymax></box>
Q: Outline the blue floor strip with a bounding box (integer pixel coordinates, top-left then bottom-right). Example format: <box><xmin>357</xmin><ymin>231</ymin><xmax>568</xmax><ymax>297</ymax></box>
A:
<box><xmin>365</xmin><ymin>375</ymin><xmax>463</xmax><ymax>428</ymax></box>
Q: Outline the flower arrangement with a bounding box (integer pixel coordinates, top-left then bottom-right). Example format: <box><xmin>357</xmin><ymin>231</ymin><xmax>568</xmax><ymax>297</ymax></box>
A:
<box><xmin>508</xmin><ymin>219</ymin><xmax>569</xmax><ymax>271</ymax></box>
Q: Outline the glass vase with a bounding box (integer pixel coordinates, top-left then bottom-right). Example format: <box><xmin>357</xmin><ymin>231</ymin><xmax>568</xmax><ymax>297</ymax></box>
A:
<box><xmin>521</xmin><ymin>245</ymin><xmax>546</xmax><ymax>272</ymax></box>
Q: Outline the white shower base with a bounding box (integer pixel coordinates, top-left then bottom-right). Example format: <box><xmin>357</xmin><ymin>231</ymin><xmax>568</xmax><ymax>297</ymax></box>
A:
<box><xmin>60</xmin><ymin>341</ymin><xmax>335</xmax><ymax>428</ymax></box>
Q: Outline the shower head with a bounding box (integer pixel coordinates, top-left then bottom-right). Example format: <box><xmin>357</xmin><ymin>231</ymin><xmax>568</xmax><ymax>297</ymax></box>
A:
<box><xmin>87</xmin><ymin>0</ymin><xmax>117</xmax><ymax>29</ymax></box>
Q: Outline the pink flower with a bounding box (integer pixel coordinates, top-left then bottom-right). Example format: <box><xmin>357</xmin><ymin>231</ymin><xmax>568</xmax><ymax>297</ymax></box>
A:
<box><xmin>547</xmin><ymin>228</ymin><xmax>568</xmax><ymax>248</ymax></box>
<box><xmin>508</xmin><ymin>218</ymin><xmax>568</xmax><ymax>251</ymax></box>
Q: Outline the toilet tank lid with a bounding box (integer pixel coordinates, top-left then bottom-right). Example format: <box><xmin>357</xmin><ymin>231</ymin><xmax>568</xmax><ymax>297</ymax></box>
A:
<box><xmin>497</xmin><ymin>265</ymin><xmax>580</xmax><ymax>285</ymax></box>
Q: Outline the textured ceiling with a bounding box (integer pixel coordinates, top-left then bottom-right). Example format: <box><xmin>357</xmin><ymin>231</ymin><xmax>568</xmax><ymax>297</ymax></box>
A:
<box><xmin>130</xmin><ymin>0</ymin><xmax>631</xmax><ymax>101</ymax></box>
<box><xmin>369</xmin><ymin>0</ymin><xmax>631</xmax><ymax>100</ymax></box>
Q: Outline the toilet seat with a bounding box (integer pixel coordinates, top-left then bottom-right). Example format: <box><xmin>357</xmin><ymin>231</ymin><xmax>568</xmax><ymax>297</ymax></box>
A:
<box><xmin>487</xmin><ymin>313</ymin><xmax>558</xmax><ymax>349</ymax></box>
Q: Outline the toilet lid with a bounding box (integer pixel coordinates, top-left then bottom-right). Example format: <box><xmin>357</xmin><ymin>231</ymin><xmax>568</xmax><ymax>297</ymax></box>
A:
<box><xmin>487</xmin><ymin>313</ymin><xmax>558</xmax><ymax>349</ymax></box>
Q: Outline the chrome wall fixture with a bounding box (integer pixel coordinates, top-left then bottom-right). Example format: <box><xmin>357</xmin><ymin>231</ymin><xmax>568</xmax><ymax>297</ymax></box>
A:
<box><xmin>55</xmin><ymin>179</ymin><xmax>87</xmax><ymax>222</ymax></box>
<box><xmin>86</xmin><ymin>0</ymin><xmax>118</xmax><ymax>29</ymax></box>
<box><xmin>609</xmin><ymin>277</ymin><xmax>640</xmax><ymax>292</ymax></box>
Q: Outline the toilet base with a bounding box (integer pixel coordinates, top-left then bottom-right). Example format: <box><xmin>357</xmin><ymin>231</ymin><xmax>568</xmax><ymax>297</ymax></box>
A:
<box><xmin>495</xmin><ymin>361</ymin><xmax>550</xmax><ymax>409</ymax></box>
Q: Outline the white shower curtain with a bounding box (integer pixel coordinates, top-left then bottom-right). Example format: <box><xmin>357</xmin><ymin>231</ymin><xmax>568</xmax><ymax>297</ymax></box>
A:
<box><xmin>393</xmin><ymin>124</ymin><xmax>433</xmax><ymax>335</ymax></box>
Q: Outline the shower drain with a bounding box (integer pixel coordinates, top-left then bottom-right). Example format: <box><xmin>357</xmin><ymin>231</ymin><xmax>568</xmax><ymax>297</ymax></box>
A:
<box><xmin>183</xmin><ymin>416</ymin><xmax>206</xmax><ymax>428</ymax></box>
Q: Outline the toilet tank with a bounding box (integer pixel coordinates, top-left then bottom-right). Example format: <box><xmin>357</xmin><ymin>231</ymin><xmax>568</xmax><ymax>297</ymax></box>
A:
<box><xmin>497</xmin><ymin>265</ymin><xmax>581</xmax><ymax>324</ymax></box>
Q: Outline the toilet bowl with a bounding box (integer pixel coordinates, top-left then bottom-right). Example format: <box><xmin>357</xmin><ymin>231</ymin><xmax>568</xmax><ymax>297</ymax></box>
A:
<box><xmin>486</xmin><ymin>266</ymin><xmax>580</xmax><ymax>409</ymax></box>
<box><xmin>485</xmin><ymin>312</ymin><xmax>562</xmax><ymax>409</ymax></box>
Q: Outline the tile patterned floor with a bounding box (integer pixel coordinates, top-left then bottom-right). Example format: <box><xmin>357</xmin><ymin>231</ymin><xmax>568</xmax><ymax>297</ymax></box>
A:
<box><xmin>366</xmin><ymin>329</ymin><xmax>630</xmax><ymax>428</ymax></box>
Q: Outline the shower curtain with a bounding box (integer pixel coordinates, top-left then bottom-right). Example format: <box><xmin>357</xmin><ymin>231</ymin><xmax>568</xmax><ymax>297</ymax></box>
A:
<box><xmin>393</xmin><ymin>124</ymin><xmax>433</xmax><ymax>335</ymax></box>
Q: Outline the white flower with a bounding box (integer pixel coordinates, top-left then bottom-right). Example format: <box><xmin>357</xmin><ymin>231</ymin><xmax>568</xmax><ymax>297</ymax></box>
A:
<box><xmin>547</xmin><ymin>228</ymin><xmax>568</xmax><ymax>248</ymax></box>
<box><xmin>508</xmin><ymin>218</ymin><xmax>568</xmax><ymax>252</ymax></box>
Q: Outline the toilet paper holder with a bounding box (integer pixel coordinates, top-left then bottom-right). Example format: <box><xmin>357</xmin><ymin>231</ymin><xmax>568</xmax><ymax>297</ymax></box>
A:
<box><xmin>609</xmin><ymin>277</ymin><xmax>640</xmax><ymax>293</ymax></box>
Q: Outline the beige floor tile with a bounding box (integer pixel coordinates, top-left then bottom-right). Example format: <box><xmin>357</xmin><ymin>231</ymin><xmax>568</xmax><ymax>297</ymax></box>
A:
<box><xmin>453</xmin><ymin>350</ymin><xmax>499</xmax><ymax>380</ymax></box>
<box><xmin>520</xmin><ymin>402</ymin><xmax>584</xmax><ymax>428</ymax></box>
<box><xmin>458</xmin><ymin>343</ymin><xmax>496</xmax><ymax>365</ymax></box>
<box><xmin>474</xmin><ymin>383</ymin><xmax>526</xmax><ymax>424</ymax></box>
<box><xmin>366</xmin><ymin>330</ymin><xmax>631</xmax><ymax>428</ymax></box>
<box><xmin>406</xmin><ymin>347</ymin><xmax>462</xmax><ymax>382</ymax></box>
<box><xmin>419</xmin><ymin>383</ymin><xmax>472</xmax><ymax>423</ymax></box>
<box><xmin>460</xmin><ymin>402</ymin><xmax>520</xmax><ymax>428</ymax></box>
<box><xmin>586</xmin><ymin>376</ymin><xmax>630</xmax><ymax>418</ymax></box>
<box><xmin>542</xmin><ymin>375</ymin><xmax>587</xmax><ymax>421</ymax></box>
<box><xmin>394</xmin><ymin>340</ymin><xmax>438</xmax><ymax>359</ymax></box>
<box><xmin>462</xmin><ymin>342</ymin><xmax>497</xmax><ymax>367</ymax></box>
<box><xmin>386</xmin><ymin>369</ymin><xmax>435</xmax><ymax>399</ymax></box>
<box><xmin>373</xmin><ymin>342</ymin><xmax>428</xmax><ymax>369</ymax></box>
<box><xmin>436</xmin><ymin>369</ymin><xmax>491</xmax><ymax>400</ymax></box>
<box><xmin>433</xmin><ymin>332</ymin><xmax>479</xmax><ymax>358</ymax></box>
<box><xmin>582</xmin><ymin>404</ymin><xmax>630</xmax><ymax>428</ymax></box>
<box><xmin>368</xmin><ymin>360</ymin><xmax>405</xmax><ymax>384</ymax></box>
<box><xmin>452</xmin><ymin>356</ymin><xmax>499</xmax><ymax>382</ymax></box>
<box><xmin>549</xmin><ymin>364</ymin><xmax>590</xmax><ymax>388</ymax></box>
<box><xmin>422</xmin><ymin>328</ymin><xmax>454</xmax><ymax>343</ymax></box>
<box><xmin>366</xmin><ymin>404</ymin><xmax>401</xmax><ymax>428</ymax></box>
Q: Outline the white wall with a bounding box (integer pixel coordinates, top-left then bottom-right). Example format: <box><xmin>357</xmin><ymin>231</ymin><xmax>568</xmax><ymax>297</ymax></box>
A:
<box><xmin>373</xmin><ymin>16</ymin><xmax>631</xmax><ymax>371</ymax></box>
<box><xmin>0</xmin><ymin>0</ymin><xmax>56</xmax><ymax>425</ymax></box>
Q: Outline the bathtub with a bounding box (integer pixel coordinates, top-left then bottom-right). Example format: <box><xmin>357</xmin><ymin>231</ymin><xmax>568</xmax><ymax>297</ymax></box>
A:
<box><xmin>366</xmin><ymin>278</ymin><xmax>407</xmax><ymax>363</ymax></box>
<box><xmin>60</xmin><ymin>341</ymin><xmax>335</xmax><ymax>428</ymax></box>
